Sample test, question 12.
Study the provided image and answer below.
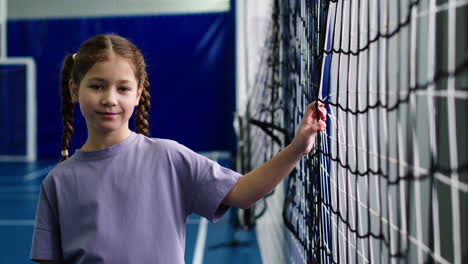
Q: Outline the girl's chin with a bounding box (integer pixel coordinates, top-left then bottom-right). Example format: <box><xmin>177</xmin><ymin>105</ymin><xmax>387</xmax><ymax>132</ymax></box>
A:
<box><xmin>90</xmin><ymin>124</ymin><xmax>129</xmax><ymax>135</ymax></box>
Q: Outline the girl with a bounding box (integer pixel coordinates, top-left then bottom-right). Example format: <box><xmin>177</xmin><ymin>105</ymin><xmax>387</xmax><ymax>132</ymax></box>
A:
<box><xmin>30</xmin><ymin>34</ymin><xmax>327</xmax><ymax>263</ymax></box>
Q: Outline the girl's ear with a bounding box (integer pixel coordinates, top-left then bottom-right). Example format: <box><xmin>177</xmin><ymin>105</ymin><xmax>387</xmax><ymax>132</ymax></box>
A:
<box><xmin>69</xmin><ymin>80</ymin><xmax>79</xmax><ymax>102</ymax></box>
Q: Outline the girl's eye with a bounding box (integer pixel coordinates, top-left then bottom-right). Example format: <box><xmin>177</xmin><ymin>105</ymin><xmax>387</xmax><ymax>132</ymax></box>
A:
<box><xmin>90</xmin><ymin>84</ymin><xmax>104</xmax><ymax>90</ymax></box>
<box><xmin>119</xmin><ymin>87</ymin><xmax>130</xmax><ymax>92</ymax></box>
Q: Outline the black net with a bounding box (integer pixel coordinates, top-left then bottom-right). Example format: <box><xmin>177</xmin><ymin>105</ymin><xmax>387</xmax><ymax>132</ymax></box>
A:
<box><xmin>237</xmin><ymin>0</ymin><xmax>468</xmax><ymax>263</ymax></box>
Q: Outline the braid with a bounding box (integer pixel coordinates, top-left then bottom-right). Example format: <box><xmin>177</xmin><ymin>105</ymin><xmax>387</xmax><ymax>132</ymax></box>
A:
<box><xmin>135</xmin><ymin>77</ymin><xmax>151</xmax><ymax>136</ymax></box>
<box><xmin>60</xmin><ymin>55</ymin><xmax>75</xmax><ymax>162</ymax></box>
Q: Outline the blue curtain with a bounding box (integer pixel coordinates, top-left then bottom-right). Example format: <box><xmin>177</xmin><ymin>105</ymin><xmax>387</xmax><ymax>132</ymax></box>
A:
<box><xmin>8</xmin><ymin>12</ymin><xmax>236</xmax><ymax>158</ymax></box>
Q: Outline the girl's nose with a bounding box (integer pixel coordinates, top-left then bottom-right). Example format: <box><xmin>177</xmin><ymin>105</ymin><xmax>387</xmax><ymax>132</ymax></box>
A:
<box><xmin>101</xmin><ymin>90</ymin><xmax>117</xmax><ymax>106</ymax></box>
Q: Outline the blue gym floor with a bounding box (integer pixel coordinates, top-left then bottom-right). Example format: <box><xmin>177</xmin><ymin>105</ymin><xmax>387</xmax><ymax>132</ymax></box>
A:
<box><xmin>0</xmin><ymin>159</ymin><xmax>262</xmax><ymax>264</ymax></box>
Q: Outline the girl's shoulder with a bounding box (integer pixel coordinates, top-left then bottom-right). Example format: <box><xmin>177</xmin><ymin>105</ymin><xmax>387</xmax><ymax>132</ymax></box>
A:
<box><xmin>138</xmin><ymin>134</ymin><xmax>189</xmax><ymax>153</ymax></box>
<box><xmin>138</xmin><ymin>135</ymin><xmax>199</xmax><ymax>161</ymax></box>
<box><xmin>39</xmin><ymin>158</ymin><xmax>76</xmax><ymax>190</ymax></box>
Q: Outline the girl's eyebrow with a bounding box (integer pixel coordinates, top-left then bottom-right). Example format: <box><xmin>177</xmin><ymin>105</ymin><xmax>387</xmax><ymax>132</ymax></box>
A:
<box><xmin>87</xmin><ymin>77</ymin><xmax>107</xmax><ymax>83</ymax></box>
<box><xmin>87</xmin><ymin>77</ymin><xmax>135</xmax><ymax>84</ymax></box>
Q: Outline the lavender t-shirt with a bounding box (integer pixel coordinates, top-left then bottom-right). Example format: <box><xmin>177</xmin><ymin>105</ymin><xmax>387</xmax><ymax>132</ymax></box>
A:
<box><xmin>30</xmin><ymin>132</ymin><xmax>241</xmax><ymax>263</ymax></box>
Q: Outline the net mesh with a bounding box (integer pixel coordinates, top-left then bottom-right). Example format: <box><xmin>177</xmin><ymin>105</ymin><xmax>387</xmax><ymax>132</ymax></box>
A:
<box><xmin>237</xmin><ymin>0</ymin><xmax>468</xmax><ymax>263</ymax></box>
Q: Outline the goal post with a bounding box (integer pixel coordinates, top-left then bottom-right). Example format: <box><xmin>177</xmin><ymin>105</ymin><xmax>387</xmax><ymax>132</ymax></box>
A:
<box><xmin>0</xmin><ymin>58</ymin><xmax>37</xmax><ymax>162</ymax></box>
<box><xmin>0</xmin><ymin>0</ymin><xmax>37</xmax><ymax>161</ymax></box>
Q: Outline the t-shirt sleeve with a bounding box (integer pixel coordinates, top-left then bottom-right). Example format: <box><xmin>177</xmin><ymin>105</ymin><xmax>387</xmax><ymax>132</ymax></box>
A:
<box><xmin>172</xmin><ymin>142</ymin><xmax>242</xmax><ymax>223</ymax></box>
<box><xmin>30</xmin><ymin>180</ymin><xmax>63</xmax><ymax>261</ymax></box>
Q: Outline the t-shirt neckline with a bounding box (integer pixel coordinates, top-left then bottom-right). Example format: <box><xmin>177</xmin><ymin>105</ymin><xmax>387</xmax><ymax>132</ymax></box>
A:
<box><xmin>72</xmin><ymin>132</ymin><xmax>138</xmax><ymax>160</ymax></box>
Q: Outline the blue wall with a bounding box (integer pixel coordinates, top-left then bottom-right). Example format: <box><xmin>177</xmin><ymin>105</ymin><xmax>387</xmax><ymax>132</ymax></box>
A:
<box><xmin>8</xmin><ymin>12</ymin><xmax>236</xmax><ymax>158</ymax></box>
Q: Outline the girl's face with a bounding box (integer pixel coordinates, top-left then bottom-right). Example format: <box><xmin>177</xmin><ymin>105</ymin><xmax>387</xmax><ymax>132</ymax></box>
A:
<box><xmin>71</xmin><ymin>53</ymin><xmax>142</xmax><ymax>138</ymax></box>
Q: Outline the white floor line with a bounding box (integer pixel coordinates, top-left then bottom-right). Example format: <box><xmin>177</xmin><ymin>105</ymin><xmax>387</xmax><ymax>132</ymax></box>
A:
<box><xmin>0</xmin><ymin>219</ymin><xmax>35</xmax><ymax>226</ymax></box>
<box><xmin>192</xmin><ymin>218</ymin><xmax>208</xmax><ymax>264</ymax></box>
<box><xmin>0</xmin><ymin>185</ymin><xmax>41</xmax><ymax>193</ymax></box>
<box><xmin>23</xmin><ymin>165</ymin><xmax>54</xmax><ymax>181</ymax></box>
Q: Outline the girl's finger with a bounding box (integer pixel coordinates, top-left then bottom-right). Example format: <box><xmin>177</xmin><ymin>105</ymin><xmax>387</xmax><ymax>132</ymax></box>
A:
<box><xmin>305</xmin><ymin>102</ymin><xmax>317</xmax><ymax>117</ymax></box>
<box><xmin>313</xmin><ymin>120</ymin><xmax>327</xmax><ymax>132</ymax></box>
<box><xmin>307</xmin><ymin>100</ymin><xmax>322</xmax><ymax>110</ymax></box>
<box><xmin>306</xmin><ymin>101</ymin><xmax>327</xmax><ymax>121</ymax></box>
<box><xmin>319</xmin><ymin>106</ymin><xmax>327</xmax><ymax>120</ymax></box>
<box><xmin>318</xmin><ymin>120</ymin><xmax>326</xmax><ymax>130</ymax></box>
<box><xmin>310</xmin><ymin>105</ymin><xmax>327</xmax><ymax>120</ymax></box>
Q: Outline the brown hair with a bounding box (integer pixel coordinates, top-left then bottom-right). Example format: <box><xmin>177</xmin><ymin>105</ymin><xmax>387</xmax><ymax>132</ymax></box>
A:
<box><xmin>59</xmin><ymin>34</ymin><xmax>151</xmax><ymax>161</ymax></box>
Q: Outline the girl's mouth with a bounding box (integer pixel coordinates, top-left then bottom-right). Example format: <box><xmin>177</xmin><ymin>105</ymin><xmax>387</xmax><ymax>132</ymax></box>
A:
<box><xmin>97</xmin><ymin>112</ymin><xmax>119</xmax><ymax>119</ymax></box>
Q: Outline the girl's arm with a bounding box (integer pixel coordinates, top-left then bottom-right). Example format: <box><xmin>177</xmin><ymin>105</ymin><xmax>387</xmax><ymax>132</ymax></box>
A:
<box><xmin>223</xmin><ymin>101</ymin><xmax>327</xmax><ymax>209</ymax></box>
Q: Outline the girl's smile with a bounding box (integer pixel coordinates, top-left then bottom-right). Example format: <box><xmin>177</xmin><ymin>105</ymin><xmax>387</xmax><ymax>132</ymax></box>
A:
<box><xmin>69</xmin><ymin>53</ymin><xmax>142</xmax><ymax>140</ymax></box>
<box><xmin>96</xmin><ymin>111</ymin><xmax>121</xmax><ymax>119</ymax></box>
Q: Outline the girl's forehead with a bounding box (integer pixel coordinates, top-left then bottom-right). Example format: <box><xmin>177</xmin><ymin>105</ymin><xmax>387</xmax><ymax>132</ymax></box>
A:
<box><xmin>83</xmin><ymin>55</ymin><xmax>138</xmax><ymax>83</ymax></box>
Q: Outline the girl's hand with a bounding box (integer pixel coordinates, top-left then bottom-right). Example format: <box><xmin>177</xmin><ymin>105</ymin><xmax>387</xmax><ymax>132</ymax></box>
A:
<box><xmin>223</xmin><ymin>101</ymin><xmax>327</xmax><ymax>209</ymax></box>
<box><xmin>290</xmin><ymin>101</ymin><xmax>327</xmax><ymax>155</ymax></box>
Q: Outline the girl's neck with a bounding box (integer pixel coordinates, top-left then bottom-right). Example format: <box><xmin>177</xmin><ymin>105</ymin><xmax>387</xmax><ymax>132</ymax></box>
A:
<box><xmin>81</xmin><ymin>129</ymin><xmax>132</xmax><ymax>151</ymax></box>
